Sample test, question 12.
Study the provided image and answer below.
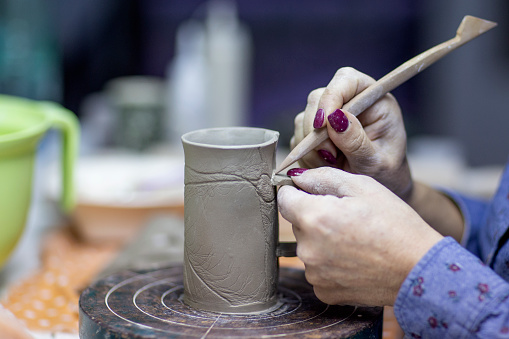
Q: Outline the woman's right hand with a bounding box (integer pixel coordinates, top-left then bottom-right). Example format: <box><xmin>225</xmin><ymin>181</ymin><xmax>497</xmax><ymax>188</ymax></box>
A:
<box><xmin>278</xmin><ymin>167</ymin><xmax>443</xmax><ymax>306</ymax></box>
<box><xmin>291</xmin><ymin>67</ymin><xmax>412</xmax><ymax>200</ymax></box>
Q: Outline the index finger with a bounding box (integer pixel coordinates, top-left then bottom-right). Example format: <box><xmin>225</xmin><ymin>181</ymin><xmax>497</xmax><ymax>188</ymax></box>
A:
<box><xmin>277</xmin><ymin>185</ymin><xmax>313</xmax><ymax>227</ymax></box>
<box><xmin>317</xmin><ymin>67</ymin><xmax>375</xmax><ymax>121</ymax></box>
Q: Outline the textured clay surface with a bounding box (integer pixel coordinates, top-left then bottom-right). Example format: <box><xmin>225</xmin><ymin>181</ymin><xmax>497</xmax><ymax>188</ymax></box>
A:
<box><xmin>182</xmin><ymin>128</ymin><xmax>280</xmax><ymax>313</ymax></box>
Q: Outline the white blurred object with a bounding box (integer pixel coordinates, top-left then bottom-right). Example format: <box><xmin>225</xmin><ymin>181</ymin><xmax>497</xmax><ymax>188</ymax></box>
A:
<box><xmin>47</xmin><ymin>151</ymin><xmax>185</xmax><ymax>244</ymax></box>
<box><xmin>408</xmin><ymin>136</ymin><xmax>503</xmax><ymax>198</ymax></box>
<box><xmin>408</xmin><ymin>136</ymin><xmax>466</xmax><ymax>190</ymax></box>
<box><xmin>79</xmin><ymin>92</ymin><xmax>115</xmax><ymax>153</ymax></box>
<box><xmin>66</xmin><ymin>153</ymin><xmax>183</xmax><ymax>207</ymax></box>
<box><xmin>166</xmin><ymin>0</ymin><xmax>252</xmax><ymax>142</ymax></box>
<box><xmin>461</xmin><ymin>165</ymin><xmax>503</xmax><ymax>198</ymax></box>
<box><xmin>166</xmin><ymin>20</ymin><xmax>208</xmax><ymax>142</ymax></box>
<box><xmin>205</xmin><ymin>0</ymin><xmax>252</xmax><ymax>128</ymax></box>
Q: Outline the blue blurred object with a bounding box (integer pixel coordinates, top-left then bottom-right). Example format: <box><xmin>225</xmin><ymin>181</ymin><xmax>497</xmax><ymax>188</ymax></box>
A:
<box><xmin>0</xmin><ymin>0</ymin><xmax>61</xmax><ymax>101</ymax></box>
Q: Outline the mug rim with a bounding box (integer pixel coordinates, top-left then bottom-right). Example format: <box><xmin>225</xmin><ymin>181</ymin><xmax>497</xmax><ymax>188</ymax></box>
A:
<box><xmin>181</xmin><ymin>127</ymin><xmax>279</xmax><ymax>149</ymax></box>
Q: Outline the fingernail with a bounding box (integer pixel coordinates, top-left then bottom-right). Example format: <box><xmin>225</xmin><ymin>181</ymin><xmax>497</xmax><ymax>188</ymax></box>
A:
<box><xmin>328</xmin><ymin>109</ymin><xmax>349</xmax><ymax>133</ymax></box>
<box><xmin>287</xmin><ymin>168</ymin><xmax>308</xmax><ymax>177</ymax></box>
<box><xmin>317</xmin><ymin>149</ymin><xmax>336</xmax><ymax>165</ymax></box>
<box><xmin>313</xmin><ymin>108</ymin><xmax>325</xmax><ymax>128</ymax></box>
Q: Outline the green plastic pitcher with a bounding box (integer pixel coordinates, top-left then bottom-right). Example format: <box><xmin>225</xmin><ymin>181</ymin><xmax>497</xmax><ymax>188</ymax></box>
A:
<box><xmin>0</xmin><ymin>94</ymin><xmax>79</xmax><ymax>268</ymax></box>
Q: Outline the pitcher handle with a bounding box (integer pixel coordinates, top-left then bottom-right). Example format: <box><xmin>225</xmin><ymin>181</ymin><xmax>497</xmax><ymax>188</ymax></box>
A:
<box><xmin>41</xmin><ymin>102</ymin><xmax>80</xmax><ymax>213</ymax></box>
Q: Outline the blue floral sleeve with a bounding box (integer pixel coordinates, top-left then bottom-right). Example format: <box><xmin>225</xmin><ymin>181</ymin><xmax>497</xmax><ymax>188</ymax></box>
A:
<box><xmin>394</xmin><ymin>237</ymin><xmax>509</xmax><ymax>338</ymax></box>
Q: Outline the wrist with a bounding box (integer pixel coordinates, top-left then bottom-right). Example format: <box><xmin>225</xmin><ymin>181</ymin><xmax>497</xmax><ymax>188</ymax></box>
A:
<box><xmin>399</xmin><ymin>177</ymin><xmax>414</xmax><ymax>203</ymax></box>
<box><xmin>405</xmin><ymin>181</ymin><xmax>465</xmax><ymax>242</ymax></box>
<box><xmin>391</xmin><ymin>158</ymin><xmax>414</xmax><ymax>202</ymax></box>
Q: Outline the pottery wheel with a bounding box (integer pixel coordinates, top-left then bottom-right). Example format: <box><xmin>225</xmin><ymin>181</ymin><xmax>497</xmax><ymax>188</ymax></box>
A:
<box><xmin>79</xmin><ymin>265</ymin><xmax>382</xmax><ymax>338</ymax></box>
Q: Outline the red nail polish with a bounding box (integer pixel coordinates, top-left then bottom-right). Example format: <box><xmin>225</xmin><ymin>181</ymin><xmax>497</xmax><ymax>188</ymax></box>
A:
<box><xmin>287</xmin><ymin>168</ymin><xmax>308</xmax><ymax>176</ymax></box>
<box><xmin>318</xmin><ymin>149</ymin><xmax>336</xmax><ymax>165</ymax></box>
<box><xmin>328</xmin><ymin>109</ymin><xmax>349</xmax><ymax>133</ymax></box>
<box><xmin>313</xmin><ymin>108</ymin><xmax>325</xmax><ymax>129</ymax></box>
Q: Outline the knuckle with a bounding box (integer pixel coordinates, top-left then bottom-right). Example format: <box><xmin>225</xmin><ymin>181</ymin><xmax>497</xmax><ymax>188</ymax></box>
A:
<box><xmin>351</xmin><ymin>174</ymin><xmax>375</xmax><ymax>190</ymax></box>
<box><xmin>313</xmin><ymin>286</ymin><xmax>343</xmax><ymax>305</ymax></box>
<box><xmin>294</xmin><ymin>112</ymin><xmax>304</xmax><ymax>128</ymax></box>
<box><xmin>290</xmin><ymin>136</ymin><xmax>296</xmax><ymax>149</ymax></box>
<box><xmin>362</xmin><ymin>175</ymin><xmax>382</xmax><ymax>189</ymax></box>
<box><xmin>346</xmin><ymin>131</ymin><xmax>367</xmax><ymax>155</ymax></box>
<box><xmin>294</xmin><ymin>111</ymin><xmax>304</xmax><ymax>123</ymax></box>
<box><xmin>334</xmin><ymin>66</ymin><xmax>357</xmax><ymax>78</ymax></box>
<box><xmin>297</xmin><ymin>244</ymin><xmax>319</xmax><ymax>266</ymax></box>
<box><xmin>321</xmin><ymin>86</ymin><xmax>335</xmax><ymax>98</ymax></box>
<box><xmin>296</xmin><ymin>213</ymin><xmax>317</xmax><ymax>230</ymax></box>
<box><xmin>304</xmin><ymin>267</ymin><xmax>321</xmax><ymax>285</ymax></box>
<box><xmin>307</xmin><ymin>88</ymin><xmax>325</xmax><ymax>105</ymax></box>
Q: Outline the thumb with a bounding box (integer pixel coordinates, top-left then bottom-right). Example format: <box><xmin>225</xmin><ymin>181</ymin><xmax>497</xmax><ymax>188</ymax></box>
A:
<box><xmin>326</xmin><ymin>109</ymin><xmax>376</xmax><ymax>166</ymax></box>
<box><xmin>291</xmin><ymin>167</ymin><xmax>368</xmax><ymax>198</ymax></box>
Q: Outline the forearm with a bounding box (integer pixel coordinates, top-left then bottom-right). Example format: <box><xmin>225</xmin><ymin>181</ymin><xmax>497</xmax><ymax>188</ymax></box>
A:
<box><xmin>405</xmin><ymin>181</ymin><xmax>464</xmax><ymax>242</ymax></box>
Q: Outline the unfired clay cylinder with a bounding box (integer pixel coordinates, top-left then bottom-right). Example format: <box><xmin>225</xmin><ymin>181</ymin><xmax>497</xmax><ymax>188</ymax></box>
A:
<box><xmin>182</xmin><ymin>127</ymin><xmax>280</xmax><ymax>314</ymax></box>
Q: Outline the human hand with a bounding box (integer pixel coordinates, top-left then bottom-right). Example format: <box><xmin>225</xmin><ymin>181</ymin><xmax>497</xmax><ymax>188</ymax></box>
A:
<box><xmin>277</xmin><ymin>167</ymin><xmax>443</xmax><ymax>306</ymax></box>
<box><xmin>292</xmin><ymin>67</ymin><xmax>412</xmax><ymax>200</ymax></box>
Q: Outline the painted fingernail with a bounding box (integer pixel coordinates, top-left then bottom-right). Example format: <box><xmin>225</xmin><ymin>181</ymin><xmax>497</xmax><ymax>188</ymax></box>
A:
<box><xmin>287</xmin><ymin>168</ymin><xmax>308</xmax><ymax>177</ymax></box>
<box><xmin>313</xmin><ymin>108</ymin><xmax>325</xmax><ymax>128</ymax></box>
<box><xmin>328</xmin><ymin>109</ymin><xmax>349</xmax><ymax>133</ymax></box>
<box><xmin>317</xmin><ymin>149</ymin><xmax>336</xmax><ymax>165</ymax></box>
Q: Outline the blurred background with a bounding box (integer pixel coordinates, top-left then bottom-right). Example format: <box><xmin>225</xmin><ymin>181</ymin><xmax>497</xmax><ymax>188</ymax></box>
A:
<box><xmin>1</xmin><ymin>1</ymin><xmax>509</xmax><ymax>337</ymax></box>
<box><xmin>1</xmin><ymin>0</ymin><xmax>508</xmax><ymax>165</ymax></box>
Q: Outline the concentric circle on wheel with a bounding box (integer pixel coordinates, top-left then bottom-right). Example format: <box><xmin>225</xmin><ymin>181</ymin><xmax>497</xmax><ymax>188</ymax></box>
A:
<box><xmin>79</xmin><ymin>265</ymin><xmax>382</xmax><ymax>338</ymax></box>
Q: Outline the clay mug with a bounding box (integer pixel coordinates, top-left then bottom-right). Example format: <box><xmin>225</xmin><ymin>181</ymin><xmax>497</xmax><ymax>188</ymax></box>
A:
<box><xmin>182</xmin><ymin>127</ymin><xmax>296</xmax><ymax>314</ymax></box>
<box><xmin>0</xmin><ymin>95</ymin><xmax>79</xmax><ymax>268</ymax></box>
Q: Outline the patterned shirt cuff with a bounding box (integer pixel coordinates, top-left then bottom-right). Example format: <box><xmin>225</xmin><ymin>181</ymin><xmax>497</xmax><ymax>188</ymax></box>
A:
<box><xmin>394</xmin><ymin>237</ymin><xmax>509</xmax><ymax>338</ymax></box>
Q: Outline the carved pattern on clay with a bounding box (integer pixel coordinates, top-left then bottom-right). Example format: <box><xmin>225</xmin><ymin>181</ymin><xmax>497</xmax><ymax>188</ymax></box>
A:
<box><xmin>182</xmin><ymin>131</ymin><xmax>279</xmax><ymax>314</ymax></box>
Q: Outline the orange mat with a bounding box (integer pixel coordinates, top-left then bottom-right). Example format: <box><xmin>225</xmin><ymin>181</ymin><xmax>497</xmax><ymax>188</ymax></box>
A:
<box><xmin>2</xmin><ymin>227</ymin><xmax>119</xmax><ymax>333</ymax></box>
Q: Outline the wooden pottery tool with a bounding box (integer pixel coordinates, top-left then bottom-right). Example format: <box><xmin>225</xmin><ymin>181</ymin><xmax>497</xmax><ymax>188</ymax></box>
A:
<box><xmin>275</xmin><ymin>15</ymin><xmax>497</xmax><ymax>174</ymax></box>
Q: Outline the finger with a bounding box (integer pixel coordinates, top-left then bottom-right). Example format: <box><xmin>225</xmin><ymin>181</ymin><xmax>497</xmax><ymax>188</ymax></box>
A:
<box><xmin>294</xmin><ymin>111</ymin><xmax>333</xmax><ymax>168</ymax></box>
<box><xmin>290</xmin><ymin>136</ymin><xmax>296</xmax><ymax>150</ymax></box>
<box><xmin>317</xmin><ymin>67</ymin><xmax>375</xmax><ymax>118</ymax></box>
<box><xmin>357</xmin><ymin>94</ymin><xmax>403</xmax><ymax>142</ymax></box>
<box><xmin>303</xmin><ymin>88</ymin><xmax>326</xmax><ymax>136</ymax></box>
<box><xmin>290</xmin><ymin>167</ymin><xmax>369</xmax><ymax>197</ymax></box>
<box><xmin>298</xmin><ymin>152</ymin><xmax>323</xmax><ymax>170</ymax></box>
<box><xmin>293</xmin><ymin>117</ymin><xmax>317</xmax><ymax>170</ymax></box>
<box><xmin>295</xmin><ymin>98</ymin><xmax>339</xmax><ymax>168</ymax></box>
<box><xmin>298</xmin><ymin>138</ymin><xmax>338</xmax><ymax>169</ymax></box>
<box><xmin>313</xmin><ymin>286</ymin><xmax>354</xmax><ymax>306</ymax></box>
<box><xmin>277</xmin><ymin>185</ymin><xmax>313</xmax><ymax>226</ymax></box>
<box><xmin>326</xmin><ymin>109</ymin><xmax>377</xmax><ymax>168</ymax></box>
<box><xmin>292</xmin><ymin>112</ymin><xmax>305</xmax><ymax>148</ymax></box>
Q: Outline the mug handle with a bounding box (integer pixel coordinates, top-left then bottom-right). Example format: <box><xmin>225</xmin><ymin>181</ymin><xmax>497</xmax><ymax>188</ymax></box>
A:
<box><xmin>276</xmin><ymin>242</ymin><xmax>297</xmax><ymax>257</ymax></box>
<box><xmin>272</xmin><ymin>173</ymin><xmax>298</xmax><ymax>257</ymax></box>
<box><xmin>40</xmin><ymin>102</ymin><xmax>80</xmax><ymax>213</ymax></box>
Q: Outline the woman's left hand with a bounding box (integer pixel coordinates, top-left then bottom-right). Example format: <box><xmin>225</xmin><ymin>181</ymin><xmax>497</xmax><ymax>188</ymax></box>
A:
<box><xmin>291</xmin><ymin>67</ymin><xmax>412</xmax><ymax>200</ymax></box>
